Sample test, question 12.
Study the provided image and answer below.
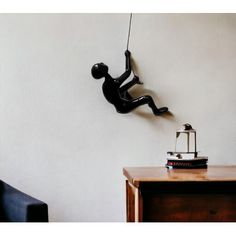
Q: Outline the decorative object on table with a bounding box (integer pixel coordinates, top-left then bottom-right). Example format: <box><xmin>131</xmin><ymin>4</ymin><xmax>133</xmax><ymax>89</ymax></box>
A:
<box><xmin>166</xmin><ymin>123</ymin><xmax>208</xmax><ymax>169</ymax></box>
<box><xmin>91</xmin><ymin>13</ymin><xmax>168</xmax><ymax>116</ymax></box>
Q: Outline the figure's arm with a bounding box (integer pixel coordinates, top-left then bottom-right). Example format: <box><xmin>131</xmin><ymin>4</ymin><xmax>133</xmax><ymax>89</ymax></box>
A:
<box><xmin>119</xmin><ymin>76</ymin><xmax>143</xmax><ymax>93</ymax></box>
<box><xmin>125</xmin><ymin>50</ymin><xmax>131</xmax><ymax>71</ymax></box>
<box><xmin>115</xmin><ymin>50</ymin><xmax>132</xmax><ymax>85</ymax></box>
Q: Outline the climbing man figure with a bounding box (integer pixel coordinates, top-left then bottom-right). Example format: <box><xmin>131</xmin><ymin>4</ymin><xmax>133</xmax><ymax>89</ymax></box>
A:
<box><xmin>91</xmin><ymin>50</ymin><xmax>168</xmax><ymax>116</ymax></box>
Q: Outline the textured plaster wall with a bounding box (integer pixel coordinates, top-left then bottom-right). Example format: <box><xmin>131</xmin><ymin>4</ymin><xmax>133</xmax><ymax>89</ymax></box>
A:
<box><xmin>0</xmin><ymin>14</ymin><xmax>236</xmax><ymax>221</ymax></box>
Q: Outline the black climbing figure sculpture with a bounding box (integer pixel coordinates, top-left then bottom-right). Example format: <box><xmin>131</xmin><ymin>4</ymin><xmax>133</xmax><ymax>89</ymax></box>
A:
<box><xmin>91</xmin><ymin>50</ymin><xmax>168</xmax><ymax>116</ymax></box>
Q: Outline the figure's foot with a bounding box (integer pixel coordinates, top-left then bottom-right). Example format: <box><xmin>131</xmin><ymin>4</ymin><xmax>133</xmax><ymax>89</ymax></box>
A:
<box><xmin>134</xmin><ymin>76</ymin><xmax>143</xmax><ymax>85</ymax></box>
<box><xmin>153</xmin><ymin>107</ymin><xmax>168</xmax><ymax>116</ymax></box>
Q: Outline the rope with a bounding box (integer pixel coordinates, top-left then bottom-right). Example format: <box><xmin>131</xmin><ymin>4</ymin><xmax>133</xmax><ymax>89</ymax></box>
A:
<box><xmin>126</xmin><ymin>13</ymin><xmax>137</xmax><ymax>77</ymax></box>
<box><xmin>126</xmin><ymin>13</ymin><xmax>133</xmax><ymax>50</ymax></box>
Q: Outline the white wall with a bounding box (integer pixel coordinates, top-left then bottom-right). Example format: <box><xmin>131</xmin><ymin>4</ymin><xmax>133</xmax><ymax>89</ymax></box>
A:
<box><xmin>0</xmin><ymin>14</ymin><xmax>236</xmax><ymax>222</ymax></box>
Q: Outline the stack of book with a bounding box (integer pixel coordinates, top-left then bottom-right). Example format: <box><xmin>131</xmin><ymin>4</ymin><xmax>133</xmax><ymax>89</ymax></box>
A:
<box><xmin>166</xmin><ymin>153</ymin><xmax>208</xmax><ymax>169</ymax></box>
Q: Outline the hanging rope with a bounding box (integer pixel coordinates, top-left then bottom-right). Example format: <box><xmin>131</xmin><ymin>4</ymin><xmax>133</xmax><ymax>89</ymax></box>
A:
<box><xmin>126</xmin><ymin>13</ymin><xmax>133</xmax><ymax>50</ymax></box>
<box><xmin>126</xmin><ymin>13</ymin><xmax>137</xmax><ymax>77</ymax></box>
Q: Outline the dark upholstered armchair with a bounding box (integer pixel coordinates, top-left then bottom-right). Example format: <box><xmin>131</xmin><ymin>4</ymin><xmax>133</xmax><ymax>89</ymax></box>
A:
<box><xmin>0</xmin><ymin>180</ymin><xmax>48</xmax><ymax>222</ymax></box>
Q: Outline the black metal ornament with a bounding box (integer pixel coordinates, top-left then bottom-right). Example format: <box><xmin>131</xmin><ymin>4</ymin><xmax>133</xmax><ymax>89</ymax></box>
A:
<box><xmin>91</xmin><ymin>50</ymin><xmax>168</xmax><ymax>115</ymax></box>
<box><xmin>91</xmin><ymin>14</ymin><xmax>168</xmax><ymax>116</ymax></box>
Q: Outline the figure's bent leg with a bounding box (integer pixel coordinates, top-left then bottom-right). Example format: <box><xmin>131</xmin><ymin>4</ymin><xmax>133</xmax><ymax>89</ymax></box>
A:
<box><xmin>120</xmin><ymin>95</ymin><xmax>168</xmax><ymax>115</ymax></box>
<box><xmin>119</xmin><ymin>76</ymin><xmax>142</xmax><ymax>94</ymax></box>
<box><xmin>119</xmin><ymin>80</ymin><xmax>137</xmax><ymax>93</ymax></box>
<box><xmin>121</xmin><ymin>91</ymin><xmax>133</xmax><ymax>100</ymax></box>
<box><xmin>144</xmin><ymin>95</ymin><xmax>168</xmax><ymax>115</ymax></box>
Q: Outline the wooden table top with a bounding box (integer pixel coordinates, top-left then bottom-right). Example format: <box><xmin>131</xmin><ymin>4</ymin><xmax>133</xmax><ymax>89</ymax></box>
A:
<box><xmin>123</xmin><ymin>166</ymin><xmax>236</xmax><ymax>187</ymax></box>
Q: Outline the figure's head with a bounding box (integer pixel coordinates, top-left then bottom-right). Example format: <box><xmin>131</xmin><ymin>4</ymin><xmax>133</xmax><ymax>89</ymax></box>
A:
<box><xmin>91</xmin><ymin>63</ymin><xmax>109</xmax><ymax>79</ymax></box>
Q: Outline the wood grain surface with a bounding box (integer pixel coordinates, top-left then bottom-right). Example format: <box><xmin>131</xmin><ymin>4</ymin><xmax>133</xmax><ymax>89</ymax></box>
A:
<box><xmin>123</xmin><ymin>166</ymin><xmax>236</xmax><ymax>222</ymax></box>
<box><xmin>123</xmin><ymin>166</ymin><xmax>236</xmax><ymax>187</ymax></box>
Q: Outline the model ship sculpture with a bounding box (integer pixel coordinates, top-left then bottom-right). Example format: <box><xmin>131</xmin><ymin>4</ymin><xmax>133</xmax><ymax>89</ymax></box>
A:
<box><xmin>166</xmin><ymin>124</ymin><xmax>208</xmax><ymax>169</ymax></box>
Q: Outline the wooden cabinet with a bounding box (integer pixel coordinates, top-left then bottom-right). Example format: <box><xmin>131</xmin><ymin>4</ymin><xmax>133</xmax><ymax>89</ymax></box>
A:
<box><xmin>123</xmin><ymin>166</ymin><xmax>236</xmax><ymax>222</ymax></box>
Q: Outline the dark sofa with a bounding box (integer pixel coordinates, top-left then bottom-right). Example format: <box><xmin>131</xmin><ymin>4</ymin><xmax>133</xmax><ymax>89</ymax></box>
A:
<box><xmin>0</xmin><ymin>180</ymin><xmax>48</xmax><ymax>222</ymax></box>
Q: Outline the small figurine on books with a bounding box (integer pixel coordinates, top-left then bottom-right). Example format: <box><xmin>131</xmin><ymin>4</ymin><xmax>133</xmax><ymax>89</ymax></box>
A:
<box><xmin>166</xmin><ymin>123</ymin><xmax>208</xmax><ymax>169</ymax></box>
